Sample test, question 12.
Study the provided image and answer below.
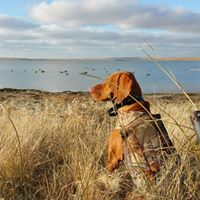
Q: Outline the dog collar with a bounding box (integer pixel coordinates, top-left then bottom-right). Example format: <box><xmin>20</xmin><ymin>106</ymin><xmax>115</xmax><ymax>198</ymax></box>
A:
<box><xmin>107</xmin><ymin>95</ymin><xmax>144</xmax><ymax>117</ymax></box>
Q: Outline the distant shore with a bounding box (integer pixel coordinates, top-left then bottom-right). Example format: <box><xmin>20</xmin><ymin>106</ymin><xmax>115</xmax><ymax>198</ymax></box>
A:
<box><xmin>153</xmin><ymin>57</ymin><xmax>200</xmax><ymax>61</ymax></box>
<box><xmin>0</xmin><ymin>88</ymin><xmax>199</xmax><ymax>129</ymax></box>
<box><xmin>1</xmin><ymin>88</ymin><xmax>200</xmax><ymax>95</ymax></box>
<box><xmin>0</xmin><ymin>87</ymin><xmax>200</xmax><ymax>95</ymax></box>
<box><xmin>0</xmin><ymin>88</ymin><xmax>199</xmax><ymax>110</ymax></box>
<box><xmin>0</xmin><ymin>57</ymin><xmax>200</xmax><ymax>61</ymax></box>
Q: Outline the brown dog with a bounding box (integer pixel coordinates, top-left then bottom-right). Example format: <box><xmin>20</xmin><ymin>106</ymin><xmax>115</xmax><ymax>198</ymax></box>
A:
<box><xmin>90</xmin><ymin>71</ymin><xmax>177</xmax><ymax>187</ymax></box>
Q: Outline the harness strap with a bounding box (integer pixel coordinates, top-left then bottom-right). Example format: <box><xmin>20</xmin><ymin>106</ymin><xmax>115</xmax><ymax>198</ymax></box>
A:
<box><xmin>117</xmin><ymin>113</ymin><xmax>145</xmax><ymax>139</ymax></box>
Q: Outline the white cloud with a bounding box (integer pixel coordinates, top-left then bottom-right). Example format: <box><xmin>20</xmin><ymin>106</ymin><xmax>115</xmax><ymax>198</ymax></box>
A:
<box><xmin>30</xmin><ymin>0</ymin><xmax>138</xmax><ymax>27</ymax></box>
<box><xmin>29</xmin><ymin>0</ymin><xmax>200</xmax><ymax>33</ymax></box>
<box><xmin>123</xmin><ymin>5</ymin><xmax>200</xmax><ymax>32</ymax></box>
<box><xmin>0</xmin><ymin>0</ymin><xmax>200</xmax><ymax>58</ymax></box>
<box><xmin>0</xmin><ymin>22</ymin><xmax>199</xmax><ymax>58</ymax></box>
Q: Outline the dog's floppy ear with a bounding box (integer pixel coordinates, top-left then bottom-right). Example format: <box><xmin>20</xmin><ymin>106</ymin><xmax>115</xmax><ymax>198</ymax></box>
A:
<box><xmin>106</xmin><ymin>72</ymin><xmax>142</xmax><ymax>103</ymax></box>
<box><xmin>115</xmin><ymin>73</ymin><xmax>134</xmax><ymax>103</ymax></box>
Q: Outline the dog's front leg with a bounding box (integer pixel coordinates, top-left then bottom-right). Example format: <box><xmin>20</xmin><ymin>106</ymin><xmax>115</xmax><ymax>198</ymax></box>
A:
<box><xmin>107</xmin><ymin>129</ymin><xmax>123</xmax><ymax>171</ymax></box>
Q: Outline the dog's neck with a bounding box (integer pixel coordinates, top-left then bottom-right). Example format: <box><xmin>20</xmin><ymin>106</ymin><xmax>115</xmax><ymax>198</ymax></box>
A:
<box><xmin>107</xmin><ymin>96</ymin><xmax>148</xmax><ymax>117</ymax></box>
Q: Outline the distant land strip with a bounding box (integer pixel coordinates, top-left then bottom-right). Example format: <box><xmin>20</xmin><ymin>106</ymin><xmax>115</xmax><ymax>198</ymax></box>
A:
<box><xmin>0</xmin><ymin>57</ymin><xmax>200</xmax><ymax>61</ymax></box>
<box><xmin>152</xmin><ymin>57</ymin><xmax>200</xmax><ymax>61</ymax></box>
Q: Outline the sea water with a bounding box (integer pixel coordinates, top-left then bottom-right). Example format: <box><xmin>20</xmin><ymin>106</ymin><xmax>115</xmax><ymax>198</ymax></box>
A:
<box><xmin>0</xmin><ymin>58</ymin><xmax>199</xmax><ymax>93</ymax></box>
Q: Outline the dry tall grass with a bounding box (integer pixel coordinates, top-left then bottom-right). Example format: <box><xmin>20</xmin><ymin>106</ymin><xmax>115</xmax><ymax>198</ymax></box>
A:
<box><xmin>0</xmin><ymin>91</ymin><xmax>200</xmax><ymax>200</ymax></box>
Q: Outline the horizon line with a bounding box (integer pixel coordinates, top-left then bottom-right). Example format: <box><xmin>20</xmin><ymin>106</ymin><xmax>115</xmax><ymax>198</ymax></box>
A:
<box><xmin>0</xmin><ymin>56</ymin><xmax>200</xmax><ymax>61</ymax></box>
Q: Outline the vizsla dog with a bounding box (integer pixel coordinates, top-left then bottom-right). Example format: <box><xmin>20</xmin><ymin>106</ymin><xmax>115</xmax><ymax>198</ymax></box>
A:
<box><xmin>90</xmin><ymin>71</ymin><xmax>177</xmax><ymax>188</ymax></box>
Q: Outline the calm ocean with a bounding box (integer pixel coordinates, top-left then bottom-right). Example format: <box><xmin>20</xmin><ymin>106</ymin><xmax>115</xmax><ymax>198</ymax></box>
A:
<box><xmin>0</xmin><ymin>58</ymin><xmax>199</xmax><ymax>93</ymax></box>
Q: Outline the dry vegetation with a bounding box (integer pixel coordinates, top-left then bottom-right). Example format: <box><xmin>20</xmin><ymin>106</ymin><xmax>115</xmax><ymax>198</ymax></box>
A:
<box><xmin>0</xmin><ymin>89</ymin><xmax>200</xmax><ymax>200</ymax></box>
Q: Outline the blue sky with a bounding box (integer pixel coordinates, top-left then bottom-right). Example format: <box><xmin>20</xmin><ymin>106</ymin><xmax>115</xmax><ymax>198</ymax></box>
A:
<box><xmin>0</xmin><ymin>0</ymin><xmax>199</xmax><ymax>58</ymax></box>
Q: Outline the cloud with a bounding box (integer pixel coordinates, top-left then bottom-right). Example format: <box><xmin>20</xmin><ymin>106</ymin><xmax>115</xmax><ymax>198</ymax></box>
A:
<box><xmin>29</xmin><ymin>0</ymin><xmax>200</xmax><ymax>33</ymax></box>
<box><xmin>122</xmin><ymin>6</ymin><xmax>200</xmax><ymax>33</ymax></box>
<box><xmin>0</xmin><ymin>0</ymin><xmax>200</xmax><ymax>58</ymax></box>
<box><xmin>0</xmin><ymin>22</ymin><xmax>199</xmax><ymax>58</ymax></box>
<box><xmin>0</xmin><ymin>15</ymin><xmax>38</xmax><ymax>30</ymax></box>
<box><xmin>30</xmin><ymin>0</ymin><xmax>138</xmax><ymax>27</ymax></box>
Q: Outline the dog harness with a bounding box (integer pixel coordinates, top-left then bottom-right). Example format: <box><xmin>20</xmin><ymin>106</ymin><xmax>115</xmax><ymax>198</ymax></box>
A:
<box><xmin>115</xmin><ymin>110</ymin><xmax>176</xmax><ymax>185</ymax></box>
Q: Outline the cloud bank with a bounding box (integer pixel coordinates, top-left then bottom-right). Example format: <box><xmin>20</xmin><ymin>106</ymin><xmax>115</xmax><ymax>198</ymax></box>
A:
<box><xmin>0</xmin><ymin>0</ymin><xmax>200</xmax><ymax>58</ymax></box>
<box><xmin>0</xmin><ymin>15</ymin><xmax>38</xmax><ymax>30</ymax></box>
<box><xmin>30</xmin><ymin>0</ymin><xmax>200</xmax><ymax>33</ymax></box>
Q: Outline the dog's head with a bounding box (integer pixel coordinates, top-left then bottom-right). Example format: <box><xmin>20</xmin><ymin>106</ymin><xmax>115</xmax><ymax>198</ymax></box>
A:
<box><xmin>89</xmin><ymin>71</ymin><xmax>142</xmax><ymax>104</ymax></box>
